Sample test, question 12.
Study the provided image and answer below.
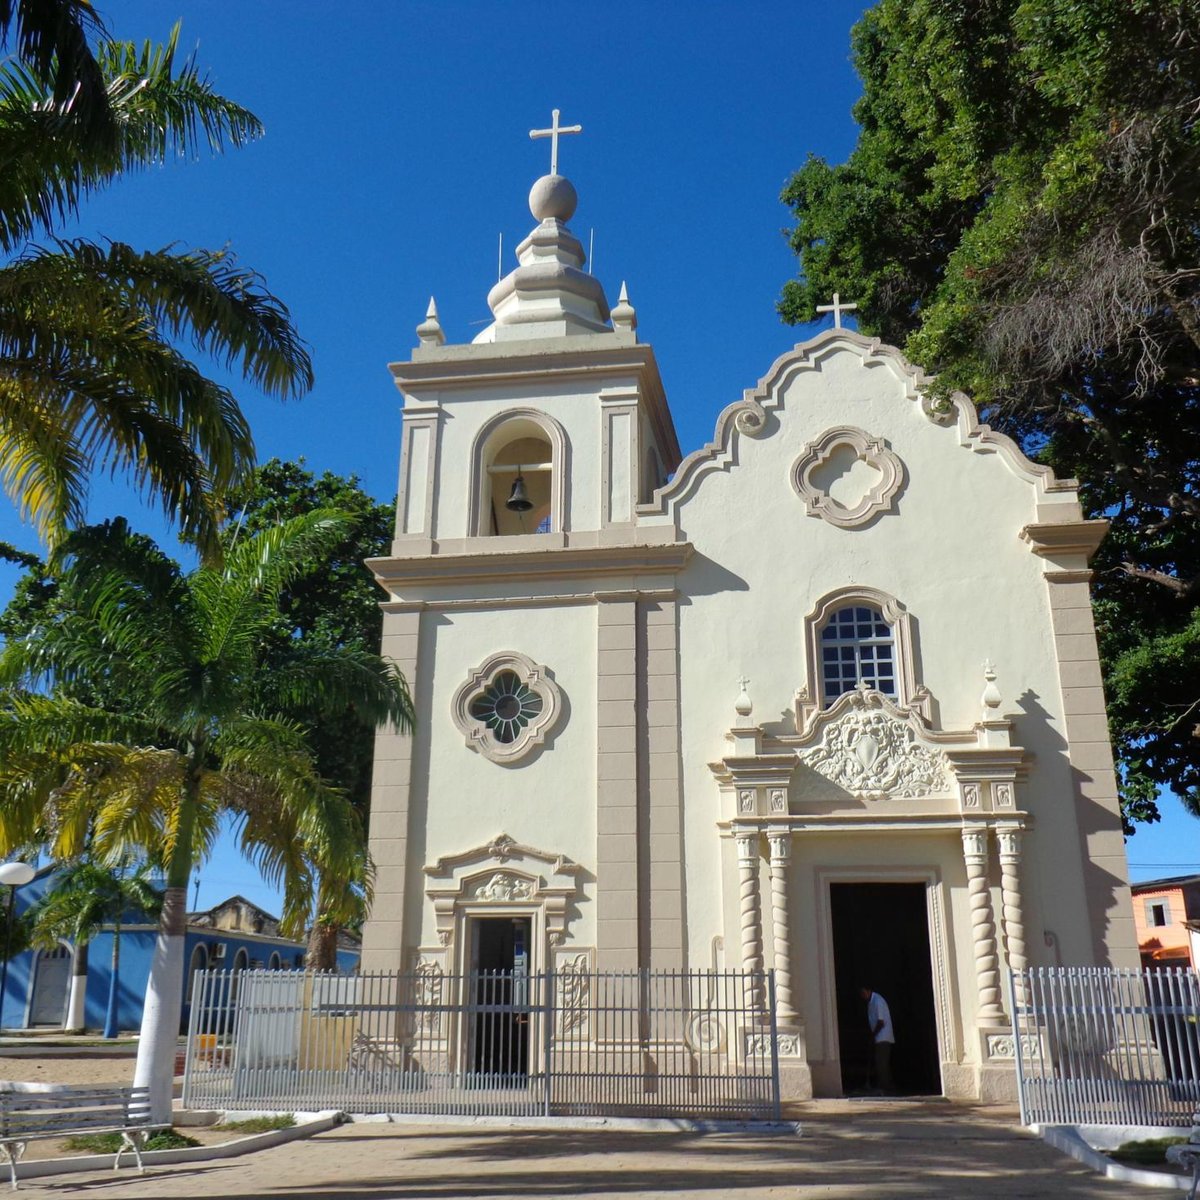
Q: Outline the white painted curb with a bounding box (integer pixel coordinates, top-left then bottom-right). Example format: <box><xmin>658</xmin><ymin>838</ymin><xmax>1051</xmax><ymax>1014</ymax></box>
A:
<box><xmin>1035</xmin><ymin>1125</ymin><xmax>1192</xmax><ymax>1192</ymax></box>
<box><xmin>8</xmin><ymin>1109</ymin><xmax>343</xmax><ymax>1184</ymax></box>
<box><xmin>349</xmin><ymin>1112</ymin><xmax>802</xmax><ymax>1135</ymax></box>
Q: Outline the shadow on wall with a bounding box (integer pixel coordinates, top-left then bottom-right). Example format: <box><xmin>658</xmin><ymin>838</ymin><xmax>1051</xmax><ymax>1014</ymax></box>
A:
<box><xmin>1016</xmin><ymin>686</ymin><xmax>1128</xmax><ymax>967</ymax></box>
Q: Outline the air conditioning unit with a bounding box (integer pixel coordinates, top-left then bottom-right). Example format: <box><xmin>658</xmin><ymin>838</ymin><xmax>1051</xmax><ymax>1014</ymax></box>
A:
<box><xmin>211</xmin><ymin>943</ymin><xmax>226</xmax><ymax>960</ymax></box>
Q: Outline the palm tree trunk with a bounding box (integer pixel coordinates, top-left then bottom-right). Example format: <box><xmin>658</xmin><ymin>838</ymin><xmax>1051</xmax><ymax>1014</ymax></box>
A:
<box><xmin>306</xmin><ymin>922</ymin><xmax>338</xmax><ymax>972</ymax></box>
<box><xmin>64</xmin><ymin>940</ymin><xmax>88</xmax><ymax>1032</ymax></box>
<box><xmin>103</xmin><ymin>916</ymin><xmax>120</xmax><ymax>1039</ymax></box>
<box><xmin>134</xmin><ymin>756</ymin><xmax>200</xmax><ymax>1124</ymax></box>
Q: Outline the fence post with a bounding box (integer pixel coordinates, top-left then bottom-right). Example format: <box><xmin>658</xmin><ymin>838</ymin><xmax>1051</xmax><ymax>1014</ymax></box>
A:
<box><xmin>766</xmin><ymin>969</ymin><xmax>782</xmax><ymax>1122</ymax></box>
<box><xmin>543</xmin><ymin>967</ymin><xmax>555</xmax><ymax>1118</ymax></box>
<box><xmin>1007</xmin><ymin>968</ymin><xmax>1028</xmax><ymax>1126</ymax></box>
<box><xmin>180</xmin><ymin>965</ymin><xmax>204</xmax><ymax>1109</ymax></box>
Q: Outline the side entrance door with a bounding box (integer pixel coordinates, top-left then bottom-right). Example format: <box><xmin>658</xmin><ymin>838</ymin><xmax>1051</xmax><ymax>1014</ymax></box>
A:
<box><xmin>469</xmin><ymin>916</ymin><xmax>531</xmax><ymax>1083</ymax></box>
<box><xmin>30</xmin><ymin>945</ymin><xmax>71</xmax><ymax>1026</ymax></box>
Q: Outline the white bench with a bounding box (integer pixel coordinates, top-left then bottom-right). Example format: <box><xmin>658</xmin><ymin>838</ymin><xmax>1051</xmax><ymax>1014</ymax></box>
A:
<box><xmin>0</xmin><ymin>1082</ymin><xmax>167</xmax><ymax>1190</ymax></box>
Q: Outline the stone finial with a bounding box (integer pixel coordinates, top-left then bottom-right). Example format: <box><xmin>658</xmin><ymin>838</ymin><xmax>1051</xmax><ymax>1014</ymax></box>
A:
<box><xmin>735</xmin><ymin>676</ymin><xmax>753</xmax><ymax>721</ymax></box>
<box><xmin>529</xmin><ymin>174</ymin><xmax>578</xmax><ymax>223</ymax></box>
<box><xmin>611</xmin><ymin>281</ymin><xmax>637</xmax><ymax>332</ymax></box>
<box><xmin>416</xmin><ymin>296</ymin><xmax>445</xmax><ymax>347</ymax></box>
<box><xmin>981</xmin><ymin>660</ymin><xmax>1002</xmax><ymax>718</ymax></box>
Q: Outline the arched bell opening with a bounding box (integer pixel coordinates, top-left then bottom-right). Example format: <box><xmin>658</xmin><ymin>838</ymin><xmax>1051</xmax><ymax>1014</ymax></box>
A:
<box><xmin>470</xmin><ymin>410</ymin><xmax>567</xmax><ymax>537</ymax></box>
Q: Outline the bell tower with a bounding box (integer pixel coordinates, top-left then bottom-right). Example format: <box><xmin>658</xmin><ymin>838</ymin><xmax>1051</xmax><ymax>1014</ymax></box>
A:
<box><xmin>386</xmin><ymin>112</ymin><xmax>680</xmax><ymax>556</ymax></box>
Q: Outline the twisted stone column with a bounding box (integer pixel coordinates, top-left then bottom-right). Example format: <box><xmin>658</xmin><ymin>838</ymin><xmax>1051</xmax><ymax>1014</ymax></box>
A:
<box><xmin>997</xmin><ymin>828</ymin><xmax>1028</xmax><ymax>1008</ymax></box>
<box><xmin>961</xmin><ymin>828</ymin><xmax>1006</xmax><ymax>1023</ymax></box>
<box><xmin>735</xmin><ymin>829</ymin><xmax>765</xmax><ymax>1014</ymax></box>
<box><xmin>767</xmin><ymin>829</ymin><xmax>798</xmax><ymax>1025</ymax></box>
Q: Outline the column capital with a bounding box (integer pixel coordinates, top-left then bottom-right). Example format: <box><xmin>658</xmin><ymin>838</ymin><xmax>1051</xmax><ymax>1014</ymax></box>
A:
<box><xmin>766</xmin><ymin>827</ymin><xmax>792</xmax><ymax>861</ymax></box>
<box><xmin>734</xmin><ymin>826</ymin><xmax>761</xmax><ymax>862</ymax></box>
<box><xmin>961</xmin><ymin>826</ymin><xmax>990</xmax><ymax>861</ymax></box>
<box><xmin>996</xmin><ymin>826</ymin><xmax>1023</xmax><ymax>858</ymax></box>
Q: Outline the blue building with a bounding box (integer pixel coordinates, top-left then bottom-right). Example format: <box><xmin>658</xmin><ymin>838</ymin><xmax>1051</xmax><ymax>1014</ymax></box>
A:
<box><xmin>0</xmin><ymin>868</ymin><xmax>359</xmax><ymax>1032</ymax></box>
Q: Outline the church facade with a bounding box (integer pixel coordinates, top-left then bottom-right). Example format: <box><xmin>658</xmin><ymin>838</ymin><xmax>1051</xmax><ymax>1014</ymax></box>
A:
<box><xmin>360</xmin><ymin>147</ymin><xmax>1137</xmax><ymax>1102</ymax></box>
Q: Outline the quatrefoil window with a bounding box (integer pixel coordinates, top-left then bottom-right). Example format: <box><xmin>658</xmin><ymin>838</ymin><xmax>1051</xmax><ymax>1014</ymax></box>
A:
<box><xmin>452</xmin><ymin>652</ymin><xmax>563</xmax><ymax>764</ymax></box>
<box><xmin>792</xmin><ymin>425</ymin><xmax>905</xmax><ymax>529</ymax></box>
<box><xmin>469</xmin><ymin>671</ymin><xmax>543</xmax><ymax>744</ymax></box>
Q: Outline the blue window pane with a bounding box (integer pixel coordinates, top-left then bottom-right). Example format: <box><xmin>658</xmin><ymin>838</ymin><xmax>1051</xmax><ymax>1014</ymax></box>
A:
<box><xmin>818</xmin><ymin>602</ymin><xmax>898</xmax><ymax>706</ymax></box>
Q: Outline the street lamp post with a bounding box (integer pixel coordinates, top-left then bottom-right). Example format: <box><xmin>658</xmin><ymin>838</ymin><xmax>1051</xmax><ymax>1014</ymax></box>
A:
<box><xmin>0</xmin><ymin>862</ymin><xmax>35</xmax><ymax>1032</ymax></box>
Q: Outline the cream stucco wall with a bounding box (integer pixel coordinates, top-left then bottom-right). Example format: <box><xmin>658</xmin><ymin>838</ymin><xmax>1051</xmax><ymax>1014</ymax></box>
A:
<box><xmin>667</xmin><ymin>341</ymin><xmax>1103</xmax><ymax>967</ymax></box>
<box><xmin>363</xmin><ymin>322</ymin><xmax>1136</xmax><ymax>1101</ymax></box>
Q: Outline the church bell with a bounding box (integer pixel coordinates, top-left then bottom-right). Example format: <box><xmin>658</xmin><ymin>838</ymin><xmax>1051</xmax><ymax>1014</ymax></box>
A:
<box><xmin>505</xmin><ymin>470</ymin><xmax>533</xmax><ymax>513</ymax></box>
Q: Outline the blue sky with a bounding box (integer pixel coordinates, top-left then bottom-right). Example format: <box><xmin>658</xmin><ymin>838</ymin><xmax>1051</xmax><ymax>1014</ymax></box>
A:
<box><xmin>1</xmin><ymin>1</ymin><xmax>1194</xmax><ymax>911</ymax></box>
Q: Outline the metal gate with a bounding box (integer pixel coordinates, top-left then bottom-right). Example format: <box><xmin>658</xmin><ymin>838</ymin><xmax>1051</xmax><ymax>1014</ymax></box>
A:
<box><xmin>1010</xmin><ymin>966</ymin><xmax>1200</xmax><ymax>1126</ymax></box>
<box><xmin>183</xmin><ymin>967</ymin><xmax>781</xmax><ymax>1119</ymax></box>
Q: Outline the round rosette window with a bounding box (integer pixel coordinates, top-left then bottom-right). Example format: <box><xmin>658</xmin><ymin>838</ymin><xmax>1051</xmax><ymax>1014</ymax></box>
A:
<box><xmin>452</xmin><ymin>652</ymin><xmax>563</xmax><ymax>763</ymax></box>
<box><xmin>469</xmin><ymin>671</ymin><xmax>543</xmax><ymax>744</ymax></box>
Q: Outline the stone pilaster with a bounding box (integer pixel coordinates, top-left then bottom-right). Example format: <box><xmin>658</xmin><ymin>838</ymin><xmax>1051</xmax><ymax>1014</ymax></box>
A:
<box><xmin>360</xmin><ymin>605</ymin><xmax>421</xmax><ymax>972</ymax></box>
<box><xmin>997</xmin><ymin>827</ymin><xmax>1028</xmax><ymax>1007</ymax></box>
<box><xmin>596</xmin><ymin>595</ymin><xmax>639</xmax><ymax>970</ymax></box>
<box><xmin>961</xmin><ymin>828</ymin><xmax>1006</xmax><ymax>1024</ymax></box>
<box><xmin>735</xmin><ymin>828</ymin><xmax>765</xmax><ymax>1015</ymax></box>
<box><xmin>766</xmin><ymin>828</ymin><xmax>798</xmax><ymax>1024</ymax></box>
<box><xmin>643</xmin><ymin>598</ymin><xmax>684</xmax><ymax>967</ymax></box>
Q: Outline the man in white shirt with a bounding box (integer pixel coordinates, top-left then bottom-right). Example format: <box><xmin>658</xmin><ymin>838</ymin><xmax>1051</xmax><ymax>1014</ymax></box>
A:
<box><xmin>860</xmin><ymin>985</ymin><xmax>895</xmax><ymax>1093</ymax></box>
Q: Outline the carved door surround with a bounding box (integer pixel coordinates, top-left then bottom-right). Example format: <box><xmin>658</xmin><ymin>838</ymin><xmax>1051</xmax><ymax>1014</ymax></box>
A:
<box><xmin>813</xmin><ymin>864</ymin><xmax>956</xmax><ymax>1092</ymax></box>
<box><xmin>423</xmin><ymin>833</ymin><xmax>583</xmax><ymax>973</ymax></box>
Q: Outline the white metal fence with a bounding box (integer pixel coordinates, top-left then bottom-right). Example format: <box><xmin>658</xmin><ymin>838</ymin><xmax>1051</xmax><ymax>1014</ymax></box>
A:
<box><xmin>182</xmin><ymin>967</ymin><xmax>781</xmax><ymax>1120</ymax></box>
<box><xmin>1010</xmin><ymin>967</ymin><xmax>1200</xmax><ymax>1127</ymax></box>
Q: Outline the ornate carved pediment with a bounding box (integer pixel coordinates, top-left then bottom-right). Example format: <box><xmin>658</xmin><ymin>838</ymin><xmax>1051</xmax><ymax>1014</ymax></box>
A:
<box><xmin>424</xmin><ymin>833</ymin><xmax>581</xmax><ymax>950</ymax></box>
<box><xmin>797</xmin><ymin>686</ymin><xmax>950</xmax><ymax>799</ymax></box>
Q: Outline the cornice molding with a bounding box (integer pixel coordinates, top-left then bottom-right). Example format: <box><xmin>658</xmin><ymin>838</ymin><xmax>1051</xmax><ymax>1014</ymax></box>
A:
<box><xmin>1020</xmin><ymin>519</ymin><xmax>1109</xmax><ymax>562</ymax></box>
<box><xmin>391</xmin><ymin>338</ymin><xmax>681</xmax><ymax>470</ymax></box>
<box><xmin>368</xmin><ymin>540</ymin><xmax>693</xmax><ymax>591</ymax></box>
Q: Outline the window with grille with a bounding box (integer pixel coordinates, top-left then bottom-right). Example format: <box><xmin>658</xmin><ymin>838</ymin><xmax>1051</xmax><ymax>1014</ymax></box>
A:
<box><xmin>820</xmin><ymin>604</ymin><xmax>897</xmax><ymax>703</ymax></box>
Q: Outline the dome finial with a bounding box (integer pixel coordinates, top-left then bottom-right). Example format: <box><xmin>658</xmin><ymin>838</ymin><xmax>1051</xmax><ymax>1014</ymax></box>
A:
<box><xmin>416</xmin><ymin>296</ymin><xmax>445</xmax><ymax>347</ymax></box>
<box><xmin>735</xmin><ymin>676</ymin><xmax>753</xmax><ymax>721</ymax></box>
<box><xmin>611</xmin><ymin>281</ymin><xmax>637</xmax><ymax>332</ymax></box>
<box><xmin>528</xmin><ymin>108</ymin><xmax>583</xmax><ymax>222</ymax></box>
<box><xmin>981</xmin><ymin>660</ymin><xmax>1002</xmax><ymax>718</ymax></box>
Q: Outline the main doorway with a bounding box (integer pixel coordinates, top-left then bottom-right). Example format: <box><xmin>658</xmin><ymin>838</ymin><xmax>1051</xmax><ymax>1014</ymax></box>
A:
<box><xmin>830</xmin><ymin>882</ymin><xmax>942</xmax><ymax>1095</ymax></box>
<box><xmin>468</xmin><ymin>916</ymin><xmax>531</xmax><ymax>1082</ymax></box>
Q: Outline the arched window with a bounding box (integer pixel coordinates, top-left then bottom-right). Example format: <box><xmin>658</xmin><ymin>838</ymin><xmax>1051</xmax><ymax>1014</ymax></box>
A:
<box><xmin>819</xmin><ymin>603</ymin><xmax>897</xmax><ymax>703</ymax></box>
<box><xmin>268</xmin><ymin>951</ymin><xmax>282</xmax><ymax>971</ymax></box>
<box><xmin>470</xmin><ymin>410</ymin><xmax>567</xmax><ymax>537</ymax></box>
<box><xmin>231</xmin><ymin>947</ymin><xmax>249</xmax><ymax>973</ymax></box>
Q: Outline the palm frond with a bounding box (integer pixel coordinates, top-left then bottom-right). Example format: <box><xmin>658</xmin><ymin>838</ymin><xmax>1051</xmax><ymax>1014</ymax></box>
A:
<box><xmin>0</xmin><ymin>0</ymin><xmax>111</xmax><ymax>147</ymax></box>
<box><xmin>263</xmin><ymin>643</ymin><xmax>415</xmax><ymax>733</ymax></box>
<box><xmin>0</xmin><ymin>22</ymin><xmax>262</xmax><ymax>252</ymax></box>
<box><xmin>195</xmin><ymin>511</ymin><xmax>352</xmax><ymax>667</ymax></box>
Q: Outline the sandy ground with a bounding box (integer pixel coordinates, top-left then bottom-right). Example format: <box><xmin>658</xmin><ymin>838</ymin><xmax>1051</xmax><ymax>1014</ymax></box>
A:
<box><xmin>0</xmin><ymin>1050</ymin><xmax>135</xmax><ymax>1087</ymax></box>
<box><xmin>1</xmin><ymin>1099</ymin><xmax>1174</xmax><ymax>1200</ymax></box>
<box><xmin>0</xmin><ymin>1052</ymin><xmax>1174</xmax><ymax>1198</ymax></box>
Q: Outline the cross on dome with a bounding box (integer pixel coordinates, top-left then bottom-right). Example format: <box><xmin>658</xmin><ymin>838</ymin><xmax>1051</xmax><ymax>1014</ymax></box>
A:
<box><xmin>530</xmin><ymin>108</ymin><xmax>582</xmax><ymax>176</ymax></box>
<box><xmin>816</xmin><ymin>292</ymin><xmax>858</xmax><ymax>328</ymax></box>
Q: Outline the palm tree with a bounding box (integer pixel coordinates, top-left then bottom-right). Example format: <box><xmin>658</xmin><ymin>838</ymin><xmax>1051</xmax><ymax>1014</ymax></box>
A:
<box><xmin>0</xmin><ymin>513</ymin><xmax>414</xmax><ymax>1119</ymax></box>
<box><xmin>28</xmin><ymin>857</ymin><xmax>161</xmax><ymax>1035</ymax></box>
<box><xmin>0</xmin><ymin>20</ymin><xmax>312</xmax><ymax>558</ymax></box>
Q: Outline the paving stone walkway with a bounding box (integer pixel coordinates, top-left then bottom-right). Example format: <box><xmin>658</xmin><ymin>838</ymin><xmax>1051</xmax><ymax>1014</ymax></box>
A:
<box><xmin>16</xmin><ymin>1100</ymin><xmax>1168</xmax><ymax>1198</ymax></box>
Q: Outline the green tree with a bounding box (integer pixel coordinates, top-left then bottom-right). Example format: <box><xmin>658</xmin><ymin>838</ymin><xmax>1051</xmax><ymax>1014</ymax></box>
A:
<box><xmin>28</xmin><ymin>858</ymin><xmax>161</xmax><ymax>1034</ymax></box>
<box><xmin>0</xmin><ymin>513</ymin><xmax>413</xmax><ymax>1119</ymax></box>
<box><xmin>222</xmin><ymin>459</ymin><xmax>395</xmax><ymax>968</ymax></box>
<box><xmin>1</xmin><ymin>13</ymin><xmax>312</xmax><ymax>557</ymax></box>
<box><xmin>779</xmin><ymin>0</ymin><xmax>1200</xmax><ymax>827</ymax></box>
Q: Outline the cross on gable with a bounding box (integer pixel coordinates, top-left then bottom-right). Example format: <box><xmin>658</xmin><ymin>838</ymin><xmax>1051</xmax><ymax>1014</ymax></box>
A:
<box><xmin>529</xmin><ymin>108</ymin><xmax>583</xmax><ymax>176</ymax></box>
<box><xmin>816</xmin><ymin>292</ymin><xmax>858</xmax><ymax>328</ymax></box>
